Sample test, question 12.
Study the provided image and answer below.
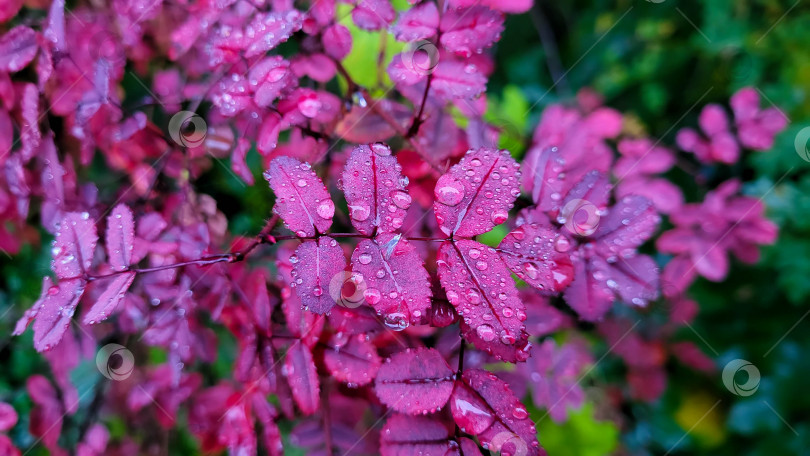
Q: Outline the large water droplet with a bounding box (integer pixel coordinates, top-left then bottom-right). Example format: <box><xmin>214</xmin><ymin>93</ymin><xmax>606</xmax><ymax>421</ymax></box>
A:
<box><xmin>476</xmin><ymin>324</ymin><xmax>496</xmax><ymax>341</ymax></box>
<box><xmin>316</xmin><ymin>200</ymin><xmax>335</xmax><ymax>219</ymax></box>
<box><xmin>434</xmin><ymin>175</ymin><xmax>465</xmax><ymax>206</ymax></box>
<box><xmin>358</xmin><ymin>253</ymin><xmax>373</xmax><ymax>265</ymax></box>
<box><xmin>384</xmin><ymin>312</ymin><xmax>409</xmax><ymax>331</ymax></box>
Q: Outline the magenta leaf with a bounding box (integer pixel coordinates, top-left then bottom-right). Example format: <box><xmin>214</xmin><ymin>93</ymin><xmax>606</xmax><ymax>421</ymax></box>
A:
<box><xmin>83</xmin><ymin>272</ymin><xmax>135</xmax><ymax>325</ymax></box>
<box><xmin>440</xmin><ymin>6</ymin><xmax>504</xmax><ymax>57</ymax></box>
<box><xmin>380</xmin><ymin>414</ymin><xmax>457</xmax><ymax>456</ymax></box>
<box><xmin>265</xmin><ymin>157</ymin><xmax>334</xmax><ymax>237</ymax></box>
<box><xmin>350</xmin><ymin>235</ymin><xmax>431</xmax><ymax>326</ymax></box>
<box><xmin>244</xmin><ymin>11</ymin><xmax>303</xmax><ymax>58</ymax></box>
<box><xmin>32</xmin><ymin>278</ymin><xmax>86</xmax><ymax>352</ymax></box>
<box><xmin>451</xmin><ymin>369</ymin><xmax>543</xmax><ymax>456</ymax></box>
<box><xmin>335</xmin><ymin>100</ymin><xmax>410</xmax><ymax>143</ymax></box>
<box><xmin>392</xmin><ymin>2</ymin><xmax>439</xmax><ymax>42</ymax></box>
<box><xmin>374</xmin><ymin>347</ymin><xmax>455</xmax><ymax>414</ymax></box>
<box><xmin>434</xmin><ymin>148</ymin><xmax>520</xmax><ymax>237</ymax></box>
<box><xmin>521</xmin><ymin>147</ymin><xmax>566</xmax><ymax>211</ymax></box>
<box><xmin>52</xmin><ymin>212</ymin><xmax>98</xmax><ymax>279</ymax></box>
<box><xmin>290</xmin><ymin>237</ymin><xmax>346</xmax><ymax>314</ymax></box>
<box><xmin>0</xmin><ymin>25</ymin><xmax>38</xmax><ymax>73</ymax></box>
<box><xmin>106</xmin><ymin>204</ymin><xmax>134</xmax><ymax>272</ymax></box>
<box><xmin>498</xmin><ymin>224</ymin><xmax>575</xmax><ymax>293</ymax></box>
<box><xmin>323</xmin><ymin>333</ymin><xmax>381</xmax><ymax>386</ymax></box>
<box><xmin>437</xmin><ymin>240</ymin><xmax>527</xmax><ymax>360</ymax></box>
<box><xmin>341</xmin><ymin>144</ymin><xmax>412</xmax><ymax>235</ymax></box>
<box><xmin>352</xmin><ymin>0</ymin><xmax>395</xmax><ymax>31</ymax></box>
<box><xmin>283</xmin><ymin>342</ymin><xmax>320</xmax><ymax>416</ymax></box>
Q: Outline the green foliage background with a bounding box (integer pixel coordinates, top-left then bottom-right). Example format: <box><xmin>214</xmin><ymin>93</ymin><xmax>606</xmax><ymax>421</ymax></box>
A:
<box><xmin>1</xmin><ymin>1</ymin><xmax>809</xmax><ymax>455</ymax></box>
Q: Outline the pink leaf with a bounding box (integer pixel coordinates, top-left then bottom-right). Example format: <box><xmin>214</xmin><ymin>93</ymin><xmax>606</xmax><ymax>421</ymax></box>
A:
<box><xmin>323</xmin><ymin>333</ymin><xmax>381</xmax><ymax>386</ymax></box>
<box><xmin>433</xmin><ymin>148</ymin><xmax>520</xmax><ymax>237</ymax></box>
<box><xmin>437</xmin><ymin>240</ymin><xmax>527</xmax><ymax>360</ymax></box>
<box><xmin>13</xmin><ymin>276</ymin><xmax>53</xmax><ymax>336</ymax></box>
<box><xmin>451</xmin><ymin>369</ymin><xmax>543</xmax><ymax>456</ymax></box>
<box><xmin>291</xmin><ymin>237</ymin><xmax>346</xmax><ymax>314</ymax></box>
<box><xmin>232</xmin><ymin>138</ymin><xmax>254</xmax><ymax>185</ymax></box>
<box><xmin>440</xmin><ymin>6</ymin><xmax>504</xmax><ymax>57</ymax></box>
<box><xmin>0</xmin><ymin>402</ymin><xmax>17</xmax><ymax>432</ymax></box>
<box><xmin>392</xmin><ymin>2</ymin><xmax>439</xmax><ymax>42</ymax></box>
<box><xmin>244</xmin><ymin>10</ymin><xmax>303</xmax><ymax>58</ymax></box>
<box><xmin>374</xmin><ymin>347</ymin><xmax>455</xmax><ymax>414</ymax></box>
<box><xmin>283</xmin><ymin>342</ymin><xmax>320</xmax><ymax>416</ymax></box>
<box><xmin>352</xmin><ymin>0</ymin><xmax>395</xmax><ymax>31</ymax></box>
<box><xmin>342</xmin><ymin>144</ymin><xmax>412</xmax><ymax>235</ymax></box>
<box><xmin>380</xmin><ymin>414</ymin><xmax>457</xmax><ymax>456</ymax></box>
<box><xmin>83</xmin><ymin>272</ymin><xmax>135</xmax><ymax>325</ymax></box>
<box><xmin>265</xmin><ymin>157</ymin><xmax>334</xmax><ymax>237</ymax></box>
<box><xmin>431</xmin><ymin>60</ymin><xmax>487</xmax><ymax>100</ymax></box>
<box><xmin>335</xmin><ymin>99</ymin><xmax>410</xmax><ymax>143</ymax></box>
<box><xmin>106</xmin><ymin>204</ymin><xmax>135</xmax><ymax>272</ymax></box>
<box><xmin>32</xmin><ymin>279</ymin><xmax>86</xmax><ymax>352</ymax></box>
<box><xmin>498</xmin><ymin>224</ymin><xmax>575</xmax><ymax>293</ymax></box>
<box><xmin>522</xmin><ymin>147</ymin><xmax>566</xmax><ymax>211</ymax></box>
<box><xmin>0</xmin><ymin>26</ymin><xmax>38</xmax><ymax>73</ymax></box>
<box><xmin>350</xmin><ymin>235</ymin><xmax>431</xmax><ymax>325</ymax></box>
<box><xmin>322</xmin><ymin>24</ymin><xmax>352</xmax><ymax>60</ymax></box>
<box><xmin>52</xmin><ymin>212</ymin><xmax>98</xmax><ymax>279</ymax></box>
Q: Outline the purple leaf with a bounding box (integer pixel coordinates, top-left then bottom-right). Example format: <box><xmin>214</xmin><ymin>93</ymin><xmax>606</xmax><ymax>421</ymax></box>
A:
<box><xmin>32</xmin><ymin>279</ymin><xmax>86</xmax><ymax>352</ymax></box>
<box><xmin>44</xmin><ymin>0</ymin><xmax>66</xmax><ymax>52</ymax></box>
<box><xmin>283</xmin><ymin>342</ymin><xmax>320</xmax><ymax>416</ymax></box>
<box><xmin>451</xmin><ymin>369</ymin><xmax>543</xmax><ymax>456</ymax></box>
<box><xmin>521</xmin><ymin>147</ymin><xmax>566</xmax><ymax>211</ymax></box>
<box><xmin>593</xmin><ymin>195</ymin><xmax>660</xmax><ymax>261</ymax></box>
<box><xmin>0</xmin><ymin>26</ymin><xmax>38</xmax><ymax>73</ymax></box>
<box><xmin>265</xmin><ymin>157</ymin><xmax>334</xmax><ymax>237</ymax></box>
<box><xmin>106</xmin><ymin>204</ymin><xmax>135</xmax><ymax>272</ymax></box>
<box><xmin>342</xmin><ymin>144</ymin><xmax>412</xmax><ymax>235</ymax></box>
<box><xmin>374</xmin><ymin>347</ymin><xmax>455</xmax><ymax>414</ymax></box>
<box><xmin>436</xmin><ymin>240</ymin><xmax>527</xmax><ymax>361</ymax></box>
<box><xmin>52</xmin><ymin>212</ymin><xmax>98</xmax><ymax>279</ymax></box>
<box><xmin>380</xmin><ymin>414</ymin><xmax>457</xmax><ymax>456</ymax></box>
<box><xmin>244</xmin><ymin>10</ymin><xmax>303</xmax><ymax>58</ymax></box>
<box><xmin>433</xmin><ymin>148</ymin><xmax>520</xmax><ymax>237</ymax></box>
<box><xmin>323</xmin><ymin>333</ymin><xmax>381</xmax><ymax>386</ymax></box>
<box><xmin>291</xmin><ymin>237</ymin><xmax>346</xmax><ymax>314</ymax></box>
<box><xmin>352</xmin><ymin>0</ymin><xmax>395</xmax><ymax>31</ymax></box>
<box><xmin>350</xmin><ymin>235</ymin><xmax>431</xmax><ymax>326</ymax></box>
<box><xmin>563</xmin><ymin>255</ymin><xmax>613</xmax><ymax>322</ymax></box>
<box><xmin>440</xmin><ymin>6</ymin><xmax>504</xmax><ymax>57</ymax></box>
<box><xmin>498</xmin><ymin>224</ymin><xmax>575</xmax><ymax>293</ymax></box>
<box><xmin>335</xmin><ymin>100</ymin><xmax>410</xmax><ymax>143</ymax></box>
<box><xmin>83</xmin><ymin>272</ymin><xmax>135</xmax><ymax>325</ymax></box>
<box><xmin>13</xmin><ymin>276</ymin><xmax>53</xmax><ymax>336</ymax></box>
<box><xmin>607</xmin><ymin>254</ymin><xmax>660</xmax><ymax>307</ymax></box>
<box><xmin>392</xmin><ymin>2</ymin><xmax>439</xmax><ymax>42</ymax></box>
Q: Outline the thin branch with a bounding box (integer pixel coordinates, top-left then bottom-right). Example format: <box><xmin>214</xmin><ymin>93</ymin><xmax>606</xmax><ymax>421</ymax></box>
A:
<box><xmin>530</xmin><ymin>2</ymin><xmax>572</xmax><ymax>99</ymax></box>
